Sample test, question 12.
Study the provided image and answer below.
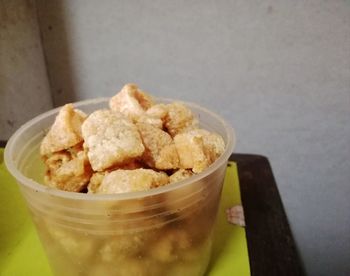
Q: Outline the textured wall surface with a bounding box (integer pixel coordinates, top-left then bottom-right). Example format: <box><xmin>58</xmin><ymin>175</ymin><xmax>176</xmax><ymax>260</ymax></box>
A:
<box><xmin>36</xmin><ymin>1</ymin><xmax>350</xmax><ymax>275</ymax></box>
<box><xmin>0</xmin><ymin>0</ymin><xmax>52</xmax><ymax>140</ymax></box>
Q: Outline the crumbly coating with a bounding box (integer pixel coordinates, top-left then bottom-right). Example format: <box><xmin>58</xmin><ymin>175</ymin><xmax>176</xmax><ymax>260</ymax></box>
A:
<box><xmin>164</xmin><ymin>102</ymin><xmax>198</xmax><ymax>137</ymax></box>
<box><xmin>81</xmin><ymin>109</ymin><xmax>145</xmax><ymax>171</ymax></box>
<box><xmin>156</xmin><ymin>144</ymin><xmax>179</xmax><ymax>170</ymax></box>
<box><xmin>188</xmin><ymin>129</ymin><xmax>225</xmax><ymax>163</ymax></box>
<box><xmin>109</xmin><ymin>84</ymin><xmax>154</xmax><ymax>120</ymax></box>
<box><xmin>95</xmin><ymin>169</ymin><xmax>169</xmax><ymax>194</ymax></box>
<box><xmin>146</xmin><ymin>104</ymin><xmax>168</xmax><ymax>119</ymax></box>
<box><xmin>87</xmin><ymin>172</ymin><xmax>106</xmax><ymax>193</ymax></box>
<box><xmin>99</xmin><ymin>233</ymin><xmax>151</xmax><ymax>262</ymax></box>
<box><xmin>46</xmin><ymin>225</ymin><xmax>96</xmax><ymax>261</ymax></box>
<box><xmin>40</xmin><ymin>104</ymin><xmax>87</xmax><ymax>155</ymax></box>
<box><xmin>44</xmin><ymin>150</ymin><xmax>92</xmax><ymax>192</ymax></box>
<box><xmin>174</xmin><ymin>132</ymin><xmax>209</xmax><ymax>173</ymax></box>
<box><xmin>137</xmin><ymin>123</ymin><xmax>179</xmax><ymax>170</ymax></box>
<box><xmin>136</xmin><ymin>114</ymin><xmax>163</xmax><ymax>129</ymax></box>
<box><xmin>136</xmin><ymin>103</ymin><xmax>169</xmax><ymax>129</ymax></box>
<box><xmin>149</xmin><ymin>228</ymin><xmax>191</xmax><ymax>263</ymax></box>
<box><xmin>174</xmin><ymin>128</ymin><xmax>225</xmax><ymax>173</ymax></box>
<box><xmin>169</xmin><ymin>169</ymin><xmax>194</xmax><ymax>183</ymax></box>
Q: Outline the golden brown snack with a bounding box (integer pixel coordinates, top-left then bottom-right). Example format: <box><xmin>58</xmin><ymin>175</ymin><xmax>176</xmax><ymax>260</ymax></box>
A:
<box><xmin>136</xmin><ymin>114</ymin><xmax>163</xmax><ymax>129</ymax></box>
<box><xmin>164</xmin><ymin>102</ymin><xmax>198</xmax><ymax>137</ymax></box>
<box><xmin>135</xmin><ymin>103</ymin><xmax>169</xmax><ymax>129</ymax></box>
<box><xmin>146</xmin><ymin>103</ymin><xmax>168</xmax><ymax>119</ymax></box>
<box><xmin>46</xmin><ymin>225</ymin><xmax>97</xmax><ymax>261</ymax></box>
<box><xmin>44</xmin><ymin>150</ymin><xmax>92</xmax><ymax>192</ymax></box>
<box><xmin>190</xmin><ymin>129</ymin><xmax>225</xmax><ymax>163</ymax></box>
<box><xmin>87</xmin><ymin>160</ymin><xmax>144</xmax><ymax>193</ymax></box>
<box><xmin>81</xmin><ymin>109</ymin><xmax>145</xmax><ymax>171</ymax></box>
<box><xmin>169</xmin><ymin>169</ymin><xmax>194</xmax><ymax>183</ymax></box>
<box><xmin>109</xmin><ymin>83</ymin><xmax>154</xmax><ymax>120</ymax></box>
<box><xmin>40</xmin><ymin>84</ymin><xmax>226</xmax><ymax>196</ymax></box>
<box><xmin>95</xmin><ymin>169</ymin><xmax>169</xmax><ymax>194</ymax></box>
<box><xmin>174</xmin><ymin>128</ymin><xmax>225</xmax><ymax>173</ymax></box>
<box><xmin>87</xmin><ymin>172</ymin><xmax>106</xmax><ymax>193</ymax></box>
<box><xmin>137</xmin><ymin>123</ymin><xmax>179</xmax><ymax>170</ymax></box>
<box><xmin>89</xmin><ymin>257</ymin><xmax>162</xmax><ymax>276</ymax></box>
<box><xmin>149</xmin><ymin>228</ymin><xmax>192</xmax><ymax>263</ymax></box>
<box><xmin>99</xmin><ymin>233</ymin><xmax>151</xmax><ymax>262</ymax></box>
<box><xmin>40</xmin><ymin>104</ymin><xmax>87</xmax><ymax>155</ymax></box>
<box><xmin>174</xmin><ymin>132</ymin><xmax>209</xmax><ymax>173</ymax></box>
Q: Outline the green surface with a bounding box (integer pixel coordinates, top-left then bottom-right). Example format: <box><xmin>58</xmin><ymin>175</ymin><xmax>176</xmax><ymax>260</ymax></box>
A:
<box><xmin>0</xmin><ymin>148</ymin><xmax>250</xmax><ymax>276</ymax></box>
<box><xmin>208</xmin><ymin>162</ymin><xmax>251</xmax><ymax>276</ymax></box>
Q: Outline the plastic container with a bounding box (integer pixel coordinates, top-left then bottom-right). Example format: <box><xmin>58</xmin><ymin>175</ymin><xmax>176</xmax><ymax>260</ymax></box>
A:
<box><xmin>4</xmin><ymin>98</ymin><xmax>235</xmax><ymax>276</ymax></box>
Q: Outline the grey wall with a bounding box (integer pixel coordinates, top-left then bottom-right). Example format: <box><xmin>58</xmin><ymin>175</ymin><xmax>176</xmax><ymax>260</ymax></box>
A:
<box><xmin>35</xmin><ymin>1</ymin><xmax>350</xmax><ymax>275</ymax></box>
<box><xmin>0</xmin><ymin>0</ymin><xmax>52</xmax><ymax>140</ymax></box>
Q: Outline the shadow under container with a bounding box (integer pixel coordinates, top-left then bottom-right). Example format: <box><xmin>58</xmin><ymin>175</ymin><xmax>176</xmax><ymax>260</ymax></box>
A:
<box><xmin>4</xmin><ymin>98</ymin><xmax>235</xmax><ymax>276</ymax></box>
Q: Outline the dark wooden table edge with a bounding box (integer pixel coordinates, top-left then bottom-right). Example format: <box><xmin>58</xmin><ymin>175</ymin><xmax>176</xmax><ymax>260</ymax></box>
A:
<box><xmin>230</xmin><ymin>153</ymin><xmax>305</xmax><ymax>276</ymax></box>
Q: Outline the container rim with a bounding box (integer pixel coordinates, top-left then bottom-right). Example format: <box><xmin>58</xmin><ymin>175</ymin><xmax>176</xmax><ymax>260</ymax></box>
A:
<box><xmin>4</xmin><ymin>97</ymin><xmax>235</xmax><ymax>201</ymax></box>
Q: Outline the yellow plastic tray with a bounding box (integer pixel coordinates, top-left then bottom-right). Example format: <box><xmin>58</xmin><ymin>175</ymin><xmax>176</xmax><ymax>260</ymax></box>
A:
<box><xmin>0</xmin><ymin>148</ymin><xmax>250</xmax><ymax>276</ymax></box>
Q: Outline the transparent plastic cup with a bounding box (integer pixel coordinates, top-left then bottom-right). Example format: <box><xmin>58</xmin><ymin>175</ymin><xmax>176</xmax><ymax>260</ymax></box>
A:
<box><xmin>4</xmin><ymin>98</ymin><xmax>235</xmax><ymax>276</ymax></box>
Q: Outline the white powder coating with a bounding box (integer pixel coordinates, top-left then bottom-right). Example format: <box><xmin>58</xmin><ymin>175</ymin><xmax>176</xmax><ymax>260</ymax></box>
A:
<box><xmin>40</xmin><ymin>104</ymin><xmax>86</xmax><ymax>155</ymax></box>
<box><xmin>81</xmin><ymin>109</ymin><xmax>145</xmax><ymax>171</ymax></box>
<box><xmin>174</xmin><ymin>128</ymin><xmax>225</xmax><ymax>173</ymax></box>
<box><xmin>164</xmin><ymin>102</ymin><xmax>198</xmax><ymax>137</ymax></box>
<box><xmin>109</xmin><ymin>83</ymin><xmax>154</xmax><ymax>120</ymax></box>
<box><xmin>96</xmin><ymin>169</ymin><xmax>169</xmax><ymax>194</ymax></box>
<box><xmin>137</xmin><ymin>122</ymin><xmax>179</xmax><ymax>170</ymax></box>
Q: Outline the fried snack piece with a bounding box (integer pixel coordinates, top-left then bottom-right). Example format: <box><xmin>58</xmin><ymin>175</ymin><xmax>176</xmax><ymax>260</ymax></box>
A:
<box><xmin>87</xmin><ymin>160</ymin><xmax>144</xmax><ymax>193</ymax></box>
<box><xmin>99</xmin><ymin>233</ymin><xmax>152</xmax><ymax>262</ymax></box>
<box><xmin>174</xmin><ymin>132</ymin><xmax>208</xmax><ymax>173</ymax></box>
<box><xmin>164</xmin><ymin>102</ymin><xmax>198</xmax><ymax>137</ymax></box>
<box><xmin>136</xmin><ymin>103</ymin><xmax>169</xmax><ymax>129</ymax></box>
<box><xmin>136</xmin><ymin>114</ymin><xmax>163</xmax><ymax>129</ymax></box>
<box><xmin>169</xmin><ymin>169</ymin><xmax>193</xmax><ymax>183</ymax></box>
<box><xmin>87</xmin><ymin>172</ymin><xmax>106</xmax><ymax>193</ymax></box>
<box><xmin>146</xmin><ymin>104</ymin><xmax>168</xmax><ymax>119</ymax></box>
<box><xmin>109</xmin><ymin>84</ymin><xmax>154</xmax><ymax>120</ymax></box>
<box><xmin>81</xmin><ymin>110</ymin><xmax>145</xmax><ymax>171</ymax></box>
<box><xmin>44</xmin><ymin>149</ymin><xmax>92</xmax><ymax>192</ymax></box>
<box><xmin>40</xmin><ymin>104</ymin><xmax>87</xmax><ymax>155</ymax></box>
<box><xmin>190</xmin><ymin>129</ymin><xmax>225</xmax><ymax>163</ymax></box>
<box><xmin>46</xmin><ymin>224</ymin><xmax>97</xmax><ymax>261</ymax></box>
<box><xmin>137</xmin><ymin>123</ymin><xmax>179</xmax><ymax>170</ymax></box>
<box><xmin>149</xmin><ymin>228</ymin><xmax>192</xmax><ymax>263</ymax></box>
<box><xmin>89</xmin><ymin>257</ymin><xmax>162</xmax><ymax>276</ymax></box>
<box><xmin>174</xmin><ymin>129</ymin><xmax>225</xmax><ymax>173</ymax></box>
<box><xmin>95</xmin><ymin>169</ymin><xmax>169</xmax><ymax>194</ymax></box>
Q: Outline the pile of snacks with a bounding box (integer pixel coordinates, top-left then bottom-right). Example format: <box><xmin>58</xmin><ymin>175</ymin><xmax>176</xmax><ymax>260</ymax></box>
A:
<box><xmin>37</xmin><ymin>84</ymin><xmax>227</xmax><ymax>276</ymax></box>
<box><xmin>40</xmin><ymin>84</ymin><xmax>225</xmax><ymax>194</ymax></box>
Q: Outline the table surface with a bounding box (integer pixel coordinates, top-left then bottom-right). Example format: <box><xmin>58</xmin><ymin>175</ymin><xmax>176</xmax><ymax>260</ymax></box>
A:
<box><xmin>0</xmin><ymin>140</ymin><xmax>304</xmax><ymax>275</ymax></box>
<box><xmin>230</xmin><ymin>154</ymin><xmax>305</xmax><ymax>276</ymax></box>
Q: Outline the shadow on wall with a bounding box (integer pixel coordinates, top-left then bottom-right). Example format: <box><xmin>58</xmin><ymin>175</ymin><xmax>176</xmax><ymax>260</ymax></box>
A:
<box><xmin>0</xmin><ymin>0</ymin><xmax>52</xmax><ymax>140</ymax></box>
<box><xmin>36</xmin><ymin>0</ymin><xmax>77</xmax><ymax>106</ymax></box>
